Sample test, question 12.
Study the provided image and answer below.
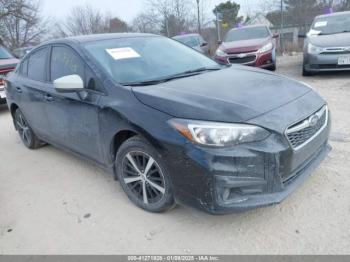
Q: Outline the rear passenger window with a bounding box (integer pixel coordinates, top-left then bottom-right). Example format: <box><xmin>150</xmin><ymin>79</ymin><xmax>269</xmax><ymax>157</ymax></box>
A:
<box><xmin>28</xmin><ymin>48</ymin><xmax>49</xmax><ymax>82</ymax></box>
<box><xmin>50</xmin><ymin>46</ymin><xmax>84</xmax><ymax>82</ymax></box>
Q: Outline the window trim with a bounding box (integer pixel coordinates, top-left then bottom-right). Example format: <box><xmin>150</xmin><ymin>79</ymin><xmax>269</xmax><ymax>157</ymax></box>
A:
<box><xmin>27</xmin><ymin>46</ymin><xmax>50</xmax><ymax>83</ymax></box>
<box><xmin>49</xmin><ymin>43</ymin><xmax>107</xmax><ymax>95</ymax></box>
<box><xmin>19</xmin><ymin>58</ymin><xmax>29</xmax><ymax>77</ymax></box>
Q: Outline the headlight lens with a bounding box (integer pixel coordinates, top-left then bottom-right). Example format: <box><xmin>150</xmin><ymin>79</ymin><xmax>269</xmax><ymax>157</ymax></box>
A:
<box><xmin>259</xmin><ymin>42</ymin><xmax>273</xmax><ymax>53</ymax></box>
<box><xmin>308</xmin><ymin>43</ymin><xmax>323</xmax><ymax>54</ymax></box>
<box><xmin>169</xmin><ymin>119</ymin><xmax>270</xmax><ymax>147</ymax></box>
<box><xmin>215</xmin><ymin>48</ymin><xmax>227</xmax><ymax>57</ymax></box>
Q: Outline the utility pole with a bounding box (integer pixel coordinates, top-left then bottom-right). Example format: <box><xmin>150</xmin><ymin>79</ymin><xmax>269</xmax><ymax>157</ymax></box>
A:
<box><xmin>280</xmin><ymin>0</ymin><xmax>284</xmax><ymax>54</ymax></box>
<box><xmin>215</xmin><ymin>11</ymin><xmax>222</xmax><ymax>43</ymax></box>
<box><xmin>196</xmin><ymin>0</ymin><xmax>201</xmax><ymax>34</ymax></box>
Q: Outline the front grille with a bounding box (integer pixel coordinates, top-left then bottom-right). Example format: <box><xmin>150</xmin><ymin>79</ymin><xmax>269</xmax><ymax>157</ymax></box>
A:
<box><xmin>286</xmin><ymin>106</ymin><xmax>328</xmax><ymax>149</ymax></box>
<box><xmin>321</xmin><ymin>51</ymin><xmax>350</xmax><ymax>55</ymax></box>
<box><xmin>228</xmin><ymin>55</ymin><xmax>256</xmax><ymax>64</ymax></box>
<box><xmin>316</xmin><ymin>64</ymin><xmax>350</xmax><ymax>70</ymax></box>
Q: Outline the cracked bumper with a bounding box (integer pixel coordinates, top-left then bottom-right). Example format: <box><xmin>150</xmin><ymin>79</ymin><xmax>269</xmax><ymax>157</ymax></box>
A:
<box><xmin>163</xmin><ymin>115</ymin><xmax>331</xmax><ymax>214</ymax></box>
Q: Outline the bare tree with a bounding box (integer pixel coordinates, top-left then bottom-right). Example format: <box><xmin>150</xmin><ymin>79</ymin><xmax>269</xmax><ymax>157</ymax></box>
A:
<box><xmin>0</xmin><ymin>0</ymin><xmax>47</xmax><ymax>49</ymax></box>
<box><xmin>0</xmin><ymin>0</ymin><xmax>32</xmax><ymax>20</ymax></box>
<box><xmin>138</xmin><ymin>0</ymin><xmax>194</xmax><ymax>36</ymax></box>
<box><xmin>53</xmin><ymin>4</ymin><xmax>130</xmax><ymax>37</ymax></box>
<box><xmin>132</xmin><ymin>11</ymin><xmax>159</xmax><ymax>33</ymax></box>
<box><xmin>63</xmin><ymin>5</ymin><xmax>109</xmax><ymax>36</ymax></box>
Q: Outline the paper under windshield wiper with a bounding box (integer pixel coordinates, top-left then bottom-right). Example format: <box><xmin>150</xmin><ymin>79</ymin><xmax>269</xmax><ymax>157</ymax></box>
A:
<box><xmin>124</xmin><ymin>67</ymin><xmax>222</xmax><ymax>86</ymax></box>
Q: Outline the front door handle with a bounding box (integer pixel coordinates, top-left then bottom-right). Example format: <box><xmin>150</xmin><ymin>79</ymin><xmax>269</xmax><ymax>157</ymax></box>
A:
<box><xmin>44</xmin><ymin>94</ymin><xmax>54</xmax><ymax>102</ymax></box>
<box><xmin>16</xmin><ymin>87</ymin><xmax>22</xmax><ymax>93</ymax></box>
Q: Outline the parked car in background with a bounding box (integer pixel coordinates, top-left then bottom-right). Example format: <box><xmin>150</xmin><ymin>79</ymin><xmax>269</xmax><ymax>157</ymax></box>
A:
<box><xmin>0</xmin><ymin>45</ymin><xmax>19</xmax><ymax>104</ymax></box>
<box><xmin>173</xmin><ymin>33</ymin><xmax>210</xmax><ymax>55</ymax></box>
<box><xmin>6</xmin><ymin>33</ymin><xmax>330</xmax><ymax>214</ymax></box>
<box><xmin>301</xmin><ymin>11</ymin><xmax>350</xmax><ymax>76</ymax></box>
<box><xmin>214</xmin><ymin>25</ymin><xmax>278</xmax><ymax>71</ymax></box>
<box><xmin>13</xmin><ymin>46</ymin><xmax>33</xmax><ymax>59</ymax></box>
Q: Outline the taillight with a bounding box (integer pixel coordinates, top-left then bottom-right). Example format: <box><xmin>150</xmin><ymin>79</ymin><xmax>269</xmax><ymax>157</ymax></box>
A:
<box><xmin>0</xmin><ymin>68</ymin><xmax>14</xmax><ymax>86</ymax></box>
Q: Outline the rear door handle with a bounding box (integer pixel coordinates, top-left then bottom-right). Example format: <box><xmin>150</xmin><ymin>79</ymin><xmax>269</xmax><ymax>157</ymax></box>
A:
<box><xmin>16</xmin><ymin>87</ymin><xmax>22</xmax><ymax>93</ymax></box>
<box><xmin>44</xmin><ymin>94</ymin><xmax>54</xmax><ymax>102</ymax></box>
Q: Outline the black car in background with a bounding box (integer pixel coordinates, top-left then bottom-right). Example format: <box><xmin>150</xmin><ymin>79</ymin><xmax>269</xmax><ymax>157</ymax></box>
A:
<box><xmin>5</xmin><ymin>34</ymin><xmax>331</xmax><ymax>214</ymax></box>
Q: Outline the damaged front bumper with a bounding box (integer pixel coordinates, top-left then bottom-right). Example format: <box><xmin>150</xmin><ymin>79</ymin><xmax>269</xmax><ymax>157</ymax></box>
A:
<box><xmin>213</xmin><ymin>142</ymin><xmax>331</xmax><ymax>214</ymax></box>
<box><xmin>164</xmin><ymin>112</ymin><xmax>331</xmax><ymax>215</ymax></box>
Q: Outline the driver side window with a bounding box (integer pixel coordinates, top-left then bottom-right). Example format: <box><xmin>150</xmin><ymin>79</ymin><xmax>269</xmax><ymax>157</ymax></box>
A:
<box><xmin>50</xmin><ymin>46</ymin><xmax>85</xmax><ymax>83</ymax></box>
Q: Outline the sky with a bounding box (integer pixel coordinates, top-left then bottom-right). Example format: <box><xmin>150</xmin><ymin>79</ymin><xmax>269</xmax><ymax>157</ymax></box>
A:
<box><xmin>41</xmin><ymin>0</ymin><xmax>261</xmax><ymax>23</ymax></box>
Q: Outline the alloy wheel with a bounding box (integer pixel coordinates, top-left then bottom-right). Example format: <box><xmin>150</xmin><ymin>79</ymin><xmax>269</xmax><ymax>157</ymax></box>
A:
<box><xmin>16</xmin><ymin>112</ymin><xmax>32</xmax><ymax>146</ymax></box>
<box><xmin>121</xmin><ymin>151</ymin><xmax>166</xmax><ymax>205</ymax></box>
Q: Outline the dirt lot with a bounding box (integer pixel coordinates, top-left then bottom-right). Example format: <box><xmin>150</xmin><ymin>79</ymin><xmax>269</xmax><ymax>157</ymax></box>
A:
<box><xmin>0</xmin><ymin>54</ymin><xmax>349</xmax><ymax>255</ymax></box>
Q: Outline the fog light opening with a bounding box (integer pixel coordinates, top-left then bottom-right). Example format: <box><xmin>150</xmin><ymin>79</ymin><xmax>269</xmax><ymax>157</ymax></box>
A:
<box><xmin>220</xmin><ymin>187</ymin><xmax>249</xmax><ymax>204</ymax></box>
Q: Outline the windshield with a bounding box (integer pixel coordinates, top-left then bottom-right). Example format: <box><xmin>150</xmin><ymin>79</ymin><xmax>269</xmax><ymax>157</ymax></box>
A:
<box><xmin>174</xmin><ymin>36</ymin><xmax>199</xmax><ymax>47</ymax></box>
<box><xmin>310</xmin><ymin>13</ymin><xmax>350</xmax><ymax>35</ymax></box>
<box><xmin>83</xmin><ymin>36</ymin><xmax>218</xmax><ymax>85</ymax></box>
<box><xmin>0</xmin><ymin>46</ymin><xmax>14</xmax><ymax>59</ymax></box>
<box><xmin>225</xmin><ymin>27</ymin><xmax>269</xmax><ymax>42</ymax></box>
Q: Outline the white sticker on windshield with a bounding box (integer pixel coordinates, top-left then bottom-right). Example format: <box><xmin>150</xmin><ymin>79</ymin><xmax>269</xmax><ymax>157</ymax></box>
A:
<box><xmin>314</xmin><ymin>21</ymin><xmax>328</xmax><ymax>28</ymax></box>
<box><xmin>106</xmin><ymin>47</ymin><xmax>140</xmax><ymax>60</ymax></box>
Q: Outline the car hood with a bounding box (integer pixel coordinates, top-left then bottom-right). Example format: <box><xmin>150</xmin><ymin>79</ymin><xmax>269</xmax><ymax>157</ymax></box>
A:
<box><xmin>309</xmin><ymin>32</ymin><xmax>350</xmax><ymax>47</ymax></box>
<box><xmin>132</xmin><ymin>66</ymin><xmax>312</xmax><ymax>123</ymax></box>
<box><xmin>0</xmin><ymin>58</ymin><xmax>19</xmax><ymax>71</ymax></box>
<box><xmin>220</xmin><ymin>38</ymin><xmax>269</xmax><ymax>54</ymax></box>
<box><xmin>193</xmin><ymin>46</ymin><xmax>204</xmax><ymax>53</ymax></box>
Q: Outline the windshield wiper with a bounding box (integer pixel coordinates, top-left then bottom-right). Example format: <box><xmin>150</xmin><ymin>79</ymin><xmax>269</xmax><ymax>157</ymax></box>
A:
<box><xmin>318</xmin><ymin>30</ymin><xmax>350</xmax><ymax>36</ymax></box>
<box><xmin>123</xmin><ymin>67</ymin><xmax>222</xmax><ymax>86</ymax></box>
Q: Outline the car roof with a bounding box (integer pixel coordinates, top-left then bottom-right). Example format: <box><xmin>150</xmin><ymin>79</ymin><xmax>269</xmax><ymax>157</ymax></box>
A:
<box><xmin>228</xmin><ymin>24</ymin><xmax>268</xmax><ymax>32</ymax></box>
<box><xmin>173</xmin><ymin>34</ymin><xmax>200</xmax><ymax>39</ymax></box>
<box><xmin>315</xmin><ymin>10</ymin><xmax>350</xmax><ymax>19</ymax></box>
<box><xmin>43</xmin><ymin>33</ymin><xmax>159</xmax><ymax>46</ymax></box>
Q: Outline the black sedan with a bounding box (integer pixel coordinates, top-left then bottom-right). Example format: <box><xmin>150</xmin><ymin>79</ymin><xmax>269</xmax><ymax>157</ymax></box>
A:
<box><xmin>5</xmin><ymin>33</ymin><xmax>331</xmax><ymax>214</ymax></box>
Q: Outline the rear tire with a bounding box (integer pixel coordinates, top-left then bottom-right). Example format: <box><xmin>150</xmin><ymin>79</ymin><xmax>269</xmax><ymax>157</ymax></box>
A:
<box><xmin>14</xmin><ymin>109</ymin><xmax>44</xmax><ymax>149</ymax></box>
<box><xmin>116</xmin><ymin>136</ymin><xmax>175</xmax><ymax>213</ymax></box>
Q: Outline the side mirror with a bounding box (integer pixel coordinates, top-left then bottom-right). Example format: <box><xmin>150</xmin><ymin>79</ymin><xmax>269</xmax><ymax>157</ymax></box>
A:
<box><xmin>273</xmin><ymin>33</ymin><xmax>279</xmax><ymax>39</ymax></box>
<box><xmin>201</xmin><ymin>42</ymin><xmax>208</xmax><ymax>47</ymax></box>
<box><xmin>298</xmin><ymin>33</ymin><xmax>307</xmax><ymax>38</ymax></box>
<box><xmin>217</xmin><ymin>40</ymin><xmax>222</xmax><ymax>45</ymax></box>
<box><xmin>53</xmin><ymin>75</ymin><xmax>84</xmax><ymax>93</ymax></box>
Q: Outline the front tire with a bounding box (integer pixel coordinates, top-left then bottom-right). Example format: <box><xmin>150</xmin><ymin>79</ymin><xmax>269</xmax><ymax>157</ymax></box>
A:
<box><xmin>302</xmin><ymin>66</ymin><xmax>313</xmax><ymax>76</ymax></box>
<box><xmin>116</xmin><ymin>136</ymin><xmax>175</xmax><ymax>213</ymax></box>
<box><xmin>269</xmin><ymin>63</ymin><xmax>276</xmax><ymax>71</ymax></box>
<box><xmin>302</xmin><ymin>59</ymin><xmax>314</xmax><ymax>76</ymax></box>
<box><xmin>14</xmin><ymin>109</ymin><xmax>43</xmax><ymax>149</ymax></box>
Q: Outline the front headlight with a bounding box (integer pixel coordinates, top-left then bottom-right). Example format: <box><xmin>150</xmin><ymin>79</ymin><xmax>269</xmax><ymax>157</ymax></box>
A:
<box><xmin>259</xmin><ymin>42</ymin><xmax>273</xmax><ymax>53</ymax></box>
<box><xmin>308</xmin><ymin>43</ymin><xmax>323</xmax><ymax>55</ymax></box>
<box><xmin>215</xmin><ymin>48</ymin><xmax>227</xmax><ymax>57</ymax></box>
<box><xmin>169</xmin><ymin>119</ymin><xmax>270</xmax><ymax>147</ymax></box>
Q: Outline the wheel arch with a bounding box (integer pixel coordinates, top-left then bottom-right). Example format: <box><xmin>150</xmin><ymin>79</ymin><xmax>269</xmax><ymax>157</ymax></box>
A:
<box><xmin>10</xmin><ymin>103</ymin><xmax>19</xmax><ymax>118</ymax></box>
<box><xmin>9</xmin><ymin>103</ymin><xmax>19</xmax><ymax>129</ymax></box>
<box><xmin>109</xmin><ymin>125</ymin><xmax>166</xmax><ymax>177</ymax></box>
<box><xmin>110</xmin><ymin>129</ymin><xmax>139</xmax><ymax>162</ymax></box>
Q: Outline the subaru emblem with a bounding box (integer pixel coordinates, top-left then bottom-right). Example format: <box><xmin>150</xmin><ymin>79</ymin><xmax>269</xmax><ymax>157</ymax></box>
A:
<box><xmin>309</xmin><ymin>115</ymin><xmax>319</xmax><ymax>127</ymax></box>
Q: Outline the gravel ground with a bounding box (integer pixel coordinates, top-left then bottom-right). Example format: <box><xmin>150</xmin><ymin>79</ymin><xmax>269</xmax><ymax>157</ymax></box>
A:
<box><xmin>0</xmin><ymin>54</ymin><xmax>349</xmax><ymax>255</ymax></box>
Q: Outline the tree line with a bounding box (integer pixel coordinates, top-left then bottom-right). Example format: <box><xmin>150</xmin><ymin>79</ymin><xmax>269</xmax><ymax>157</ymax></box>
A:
<box><xmin>1</xmin><ymin>0</ymin><xmax>349</xmax><ymax>50</ymax></box>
